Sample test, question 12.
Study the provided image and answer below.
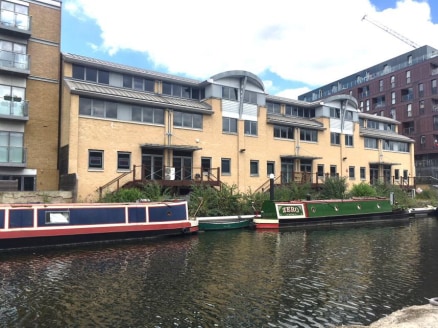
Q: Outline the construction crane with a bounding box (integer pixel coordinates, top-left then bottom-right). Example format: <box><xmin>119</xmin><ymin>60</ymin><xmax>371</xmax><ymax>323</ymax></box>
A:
<box><xmin>362</xmin><ymin>14</ymin><xmax>419</xmax><ymax>49</ymax></box>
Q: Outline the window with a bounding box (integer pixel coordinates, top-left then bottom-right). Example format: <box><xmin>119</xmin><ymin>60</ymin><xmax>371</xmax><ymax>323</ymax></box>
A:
<box><xmin>360</xmin><ymin>167</ymin><xmax>366</xmax><ymax>180</ymax></box>
<box><xmin>267</xmin><ymin>161</ymin><xmax>275</xmax><ymax>176</ymax></box>
<box><xmin>432</xmin><ymin>79</ymin><xmax>437</xmax><ymax>95</ymax></box>
<box><xmin>330</xmin><ymin>132</ymin><xmax>340</xmax><ymax>145</ymax></box>
<box><xmin>285</xmin><ymin>105</ymin><xmax>315</xmax><ymax>118</ymax></box>
<box><xmin>367</xmin><ymin>120</ymin><xmax>378</xmax><ymax>129</ymax></box>
<box><xmin>174</xmin><ymin>111</ymin><xmax>202</xmax><ymax>129</ymax></box>
<box><xmin>0</xmin><ymin>1</ymin><xmax>29</xmax><ymax>30</ymax></box>
<box><xmin>419</xmin><ymin>100</ymin><xmax>425</xmax><ymax>115</ymax></box>
<box><xmin>407</xmin><ymin>104</ymin><xmax>412</xmax><ymax>117</ymax></box>
<box><xmin>349</xmin><ymin>166</ymin><xmax>355</xmax><ymax>179</ymax></box>
<box><xmin>222</xmin><ymin>86</ymin><xmax>238</xmax><ymax>101</ymax></box>
<box><xmin>243</xmin><ymin>90</ymin><xmax>257</xmax><ymax>104</ymax></box>
<box><xmin>408</xmin><ymin>55</ymin><xmax>412</xmax><ymax>65</ymax></box>
<box><xmin>394</xmin><ymin>169</ymin><xmax>400</xmax><ymax>180</ymax></box>
<box><xmin>391</xmin><ymin>76</ymin><xmax>396</xmax><ymax>88</ymax></box>
<box><xmin>390</xmin><ymin>108</ymin><xmax>396</xmax><ymax>119</ymax></box>
<box><xmin>221</xmin><ymin>158</ymin><xmax>231</xmax><ymax>175</ymax></box>
<box><xmin>406</xmin><ymin>70</ymin><xmax>411</xmax><ymax>84</ymax></box>
<box><xmin>365</xmin><ymin>137</ymin><xmax>378</xmax><ymax>149</ymax></box>
<box><xmin>274</xmin><ymin>125</ymin><xmax>294</xmax><ymax>139</ymax></box>
<box><xmin>89</xmin><ymin>150</ymin><xmax>103</xmax><ymax>169</ymax></box>
<box><xmin>379</xmin><ymin>80</ymin><xmax>384</xmax><ymax>92</ymax></box>
<box><xmin>244</xmin><ymin>120</ymin><xmax>257</xmax><ymax>136</ymax></box>
<box><xmin>383</xmin><ymin>140</ymin><xmax>409</xmax><ymax>152</ymax></box>
<box><xmin>433</xmin><ymin>115</ymin><xmax>438</xmax><ymax>130</ymax></box>
<box><xmin>72</xmin><ymin>65</ymin><xmax>109</xmax><ymax>84</ymax></box>
<box><xmin>345</xmin><ymin>134</ymin><xmax>353</xmax><ymax>147</ymax></box>
<box><xmin>0</xmin><ymin>131</ymin><xmax>24</xmax><ymax>163</ymax></box>
<box><xmin>0</xmin><ymin>84</ymin><xmax>25</xmax><ymax>116</ymax></box>
<box><xmin>117</xmin><ymin>152</ymin><xmax>131</xmax><ymax>170</ymax></box>
<box><xmin>132</xmin><ymin>106</ymin><xmax>165</xmax><ymax>124</ymax></box>
<box><xmin>266</xmin><ymin>101</ymin><xmax>281</xmax><ymax>114</ymax></box>
<box><xmin>162</xmin><ymin>82</ymin><xmax>195</xmax><ymax>98</ymax></box>
<box><xmin>317</xmin><ymin>164</ymin><xmax>324</xmax><ymax>178</ymax></box>
<box><xmin>418</xmin><ymin>83</ymin><xmax>424</xmax><ymax>98</ymax></box>
<box><xmin>222</xmin><ymin>117</ymin><xmax>237</xmax><ymax>133</ymax></box>
<box><xmin>330</xmin><ymin>165</ymin><xmax>337</xmax><ymax>177</ymax></box>
<box><xmin>250</xmin><ymin>160</ymin><xmax>259</xmax><ymax>176</ymax></box>
<box><xmin>300</xmin><ymin>128</ymin><xmax>318</xmax><ymax>142</ymax></box>
<box><xmin>366</xmin><ymin>99</ymin><xmax>370</xmax><ymax>111</ymax></box>
<box><xmin>391</xmin><ymin>92</ymin><xmax>396</xmax><ymax>104</ymax></box>
<box><xmin>330</xmin><ymin>107</ymin><xmax>340</xmax><ymax>118</ymax></box>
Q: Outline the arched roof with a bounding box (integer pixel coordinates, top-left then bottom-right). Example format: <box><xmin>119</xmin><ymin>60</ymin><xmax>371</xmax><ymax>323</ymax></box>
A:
<box><xmin>210</xmin><ymin>70</ymin><xmax>265</xmax><ymax>92</ymax></box>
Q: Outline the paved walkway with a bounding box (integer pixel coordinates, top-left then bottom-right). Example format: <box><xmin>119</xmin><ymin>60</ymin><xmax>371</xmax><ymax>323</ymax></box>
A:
<box><xmin>340</xmin><ymin>304</ymin><xmax>438</xmax><ymax>328</ymax></box>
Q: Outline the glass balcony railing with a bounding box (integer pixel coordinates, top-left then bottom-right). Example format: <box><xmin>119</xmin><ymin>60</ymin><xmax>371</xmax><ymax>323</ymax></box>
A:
<box><xmin>0</xmin><ymin>9</ymin><xmax>30</xmax><ymax>31</ymax></box>
<box><xmin>0</xmin><ymin>50</ymin><xmax>29</xmax><ymax>71</ymax></box>
<box><xmin>0</xmin><ymin>98</ymin><xmax>28</xmax><ymax>118</ymax></box>
<box><xmin>0</xmin><ymin>146</ymin><xmax>26</xmax><ymax>165</ymax></box>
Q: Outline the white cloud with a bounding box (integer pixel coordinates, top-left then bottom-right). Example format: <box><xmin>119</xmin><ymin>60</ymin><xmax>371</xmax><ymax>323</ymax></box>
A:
<box><xmin>63</xmin><ymin>0</ymin><xmax>438</xmax><ymax>96</ymax></box>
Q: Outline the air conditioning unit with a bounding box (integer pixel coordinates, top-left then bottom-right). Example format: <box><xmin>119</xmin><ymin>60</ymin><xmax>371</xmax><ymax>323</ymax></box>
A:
<box><xmin>164</xmin><ymin>167</ymin><xmax>175</xmax><ymax>180</ymax></box>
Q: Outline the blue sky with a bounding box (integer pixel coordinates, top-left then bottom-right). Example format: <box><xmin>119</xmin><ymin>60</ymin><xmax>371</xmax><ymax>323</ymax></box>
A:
<box><xmin>61</xmin><ymin>0</ymin><xmax>438</xmax><ymax>99</ymax></box>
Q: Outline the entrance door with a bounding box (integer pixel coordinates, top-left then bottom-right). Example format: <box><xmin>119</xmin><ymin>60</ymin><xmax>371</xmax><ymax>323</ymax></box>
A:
<box><xmin>173</xmin><ymin>156</ymin><xmax>192</xmax><ymax>180</ymax></box>
<box><xmin>369</xmin><ymin>165</ymin><xmax>379</xmax><ymax>185</ymax></box>
<box><xmin>281</xmin><ymin>159</ymin><xmax>294</xmax><ymax>184</ymax></box>
<box><xmin>142</xmin><ymin>154</ymin><xmax>163</xmax><ymax>180</ymax></box>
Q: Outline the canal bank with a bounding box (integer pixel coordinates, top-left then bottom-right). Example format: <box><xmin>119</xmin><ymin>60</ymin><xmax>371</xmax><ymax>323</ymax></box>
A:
<box><xmin>340</xmin><ymin>304</ymin><xmax>438</xmax><ymax>327</ymax></box>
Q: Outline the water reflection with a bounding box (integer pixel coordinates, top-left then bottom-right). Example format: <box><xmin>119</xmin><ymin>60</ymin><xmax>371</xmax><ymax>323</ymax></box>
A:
<box><xmin>1</xmin><ymin>218</ymin><xmax>437</xmax><ymax>327</ymax></box>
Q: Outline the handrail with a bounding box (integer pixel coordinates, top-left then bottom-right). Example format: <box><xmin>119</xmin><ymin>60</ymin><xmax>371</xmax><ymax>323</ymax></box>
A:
<box><xmin>97</xmin><ymin>170</ymin><xmax>132</xmax><ymax>200</ymax></box>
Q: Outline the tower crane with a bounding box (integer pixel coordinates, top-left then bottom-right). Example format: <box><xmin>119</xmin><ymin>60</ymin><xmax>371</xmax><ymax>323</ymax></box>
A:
<box><xmin>362</xmin><ymin>14</ymin><xmax>419</xmax><ymax>49</ymax></box>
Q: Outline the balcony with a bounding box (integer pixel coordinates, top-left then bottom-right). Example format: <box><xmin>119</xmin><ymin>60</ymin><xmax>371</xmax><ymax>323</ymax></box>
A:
<box><xmin>0</xmin><ymin>9</ymin><xmax>31</xmax><ymax>38</ymax></box>
<box><xmin>0</xmin><ymin>97</ymin><xmax>29</xmax><ymax>121</ymax></box>
<box><xmin>0</xmin><ymin>146</ymin><xmax>26</xmax><ymax>167</ymax></box>
<box><xmin>0</xmin><ymin>50</ymin><xmax>30</xmax><ymax>75</ymax></box>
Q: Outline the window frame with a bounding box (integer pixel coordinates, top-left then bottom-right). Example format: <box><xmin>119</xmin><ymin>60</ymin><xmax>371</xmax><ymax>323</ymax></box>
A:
<box><xmin>88</xmin><ymin>150</ymin><xmax>104</xmax><ymax>170</ymax></box>
<box><xmin>117</xmin><ymin>151</ymin><xmax>131</xmax><ymax>171</ymax></box>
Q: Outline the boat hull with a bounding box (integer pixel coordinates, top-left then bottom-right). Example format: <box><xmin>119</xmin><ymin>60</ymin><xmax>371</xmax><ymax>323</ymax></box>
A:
<box><xmin>0</xmin><ymin>201</ymin><xmax>198</xmax><ymax>250</ymax></box>
<box><xmin>254</xmin><ymin>198</ymin><xmax>409</xmax><ymax>229</ymax></box>
<box><xmin>199</xmin><ymin>218</ymin><xmax>252</xmax><ymax>231</ymax></box>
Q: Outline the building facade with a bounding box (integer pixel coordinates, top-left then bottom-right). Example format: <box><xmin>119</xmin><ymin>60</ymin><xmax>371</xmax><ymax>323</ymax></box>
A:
<box><xmin>0</xmin><ymin>0</ymin><xmax>61</xmax><ymax>191</ymax></box>
<box><xmin>299</xmin><ymin>45</ymin><xmax>438</xmax><ymax>181</ymax></box>
<box><xmin>60</xmin><ymin>54</ymin><xmax>415</xmax><ymax>202</ymax></box>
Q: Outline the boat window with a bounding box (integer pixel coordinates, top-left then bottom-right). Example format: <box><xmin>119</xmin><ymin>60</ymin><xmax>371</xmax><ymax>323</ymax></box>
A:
<box><xmin>45</xmin><ymin>211</ymin><xmax>70</xmax><ymax>224</ymax></box>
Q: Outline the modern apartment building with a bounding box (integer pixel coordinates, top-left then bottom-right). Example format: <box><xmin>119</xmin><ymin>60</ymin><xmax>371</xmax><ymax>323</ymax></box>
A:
<box><xmin>60</xmin><ymin>54</ymin><xmax>415</xmax><ymax>202</ymax></box>
<box><xmin>299</xmin><ymin>45</ymin><xmax>438</xmax><ymax>181</ymax></box>
<box><xmin>0</xmin><ymin>0</ymin><xmax>61</xmax><ymax>191</ymax></box>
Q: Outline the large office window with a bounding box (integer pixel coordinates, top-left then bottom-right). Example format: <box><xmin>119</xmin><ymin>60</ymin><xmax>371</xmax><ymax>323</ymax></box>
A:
<box><xmin>0</xmin><ymin>131</ymin><xmax>24</xmax><ymax>163</ymax></box>
<box><xmin>330</xmin><ymin>132</ymin><xmax>340</xmax><ymax>145</ymax></box>
<box><xmin>72</xmin><ymin>65</ymin><xmax>109</xmax><ymax>84</ymax></box>
<box><xmin>244</xmin><ymin>120</ymin><xmax>257</xmax><ymax>136</ymax></box>
<box><xmin>364</xmin><ymin>137</ymin><xmax>378</xmax><ymax>149</ymax></box>
<box><xmin>300</xmin><ymin>128</ymin><xmax>318</xmax><ymax>142</ymax></box>
<box><xmin>174</xmin><ymin>111</ymin><xmax>202</xmax><ymax>129</ymax></box>
<box><xmin>266</xmin><ymin>101</ymin><xmax>281</xmax><ymax>114</ymax></box>
<box><xmin>222</xmin><ymin>117</ymin><xmax>237</xmax><ymax>133</ymax></box>
<box><xmin>243</xmin><ymin>90</ymin><xmax>257</xmax><ymax>104</ymax></box>
<box><xmin>274</xmin><ymin>125</ymin><xmax>294</xmax><ymax>139</ymax></box>
<box><xmin>222</xmin><ymin>86</ymin><xmax>238</xmax><ymax>101</ymax></box>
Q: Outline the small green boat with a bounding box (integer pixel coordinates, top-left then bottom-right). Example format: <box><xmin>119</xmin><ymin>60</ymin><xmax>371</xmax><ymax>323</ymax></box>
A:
<box><xmin>198</xmin><ymin>218</ymin><xmax>252</xmax><ymax>231</ymax></box>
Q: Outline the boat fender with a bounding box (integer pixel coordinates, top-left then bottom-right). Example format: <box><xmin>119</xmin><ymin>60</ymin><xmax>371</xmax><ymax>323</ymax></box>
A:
<box><xmin>182</xmin><ymin>227</ymin><xmax>190</xmax><ymax>234</ymax></box>
<box><xmin>425</xmin><ymin>297</ymin><xmax>438</xmax><ymax>306</ymax></box>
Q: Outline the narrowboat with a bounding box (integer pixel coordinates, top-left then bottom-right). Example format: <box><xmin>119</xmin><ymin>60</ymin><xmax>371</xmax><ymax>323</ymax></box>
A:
<box><xmin>253</xmin><ymin>197</ymin><xmax>409</xmax><ymax>229</ymax></box>
<box><xmin>0</xmin><ymin>200</ymin><xmax>198</xmax><ymax>250</ymax></box>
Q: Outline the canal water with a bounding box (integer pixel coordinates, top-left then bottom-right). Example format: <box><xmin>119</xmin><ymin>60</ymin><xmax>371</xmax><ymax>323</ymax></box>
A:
<box><xmin>1</xmin><ymin>217</ymin><xmax>438</xmax><ymax>327</ymax></box>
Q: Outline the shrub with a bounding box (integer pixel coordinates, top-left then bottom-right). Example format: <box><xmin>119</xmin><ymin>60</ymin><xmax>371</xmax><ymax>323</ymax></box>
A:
<box><xmin>349</xmin><ymin>182</ymin><xmax>377</xmax><ymax>197</ymax></box>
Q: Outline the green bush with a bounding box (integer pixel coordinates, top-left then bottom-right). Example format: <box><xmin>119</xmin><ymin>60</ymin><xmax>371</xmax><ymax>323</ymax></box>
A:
<box><xmin>320</xmin><ymin>177</ymin><xmax>347</xmax><ymax>199</ymax></box>
<box><xmin>349</xmin><ymin>182</ymin><xmax>377</xmax><ymax>197</ymax></box>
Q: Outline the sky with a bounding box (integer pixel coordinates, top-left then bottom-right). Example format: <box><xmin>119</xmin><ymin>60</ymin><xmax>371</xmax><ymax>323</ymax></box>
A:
<box><xmin>61</xmin><ymin>0</ymin><xmax>438</xmax><ymax>100</ymax></box>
